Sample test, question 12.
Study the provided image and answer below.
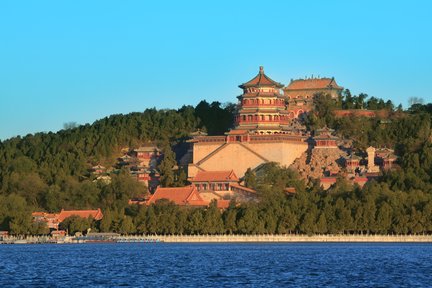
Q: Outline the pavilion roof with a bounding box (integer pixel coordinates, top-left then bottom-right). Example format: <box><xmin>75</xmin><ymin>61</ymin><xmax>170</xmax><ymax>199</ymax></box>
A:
<box><xmin>316</xmin><ymin>126</ymin><xmax>335</xmax><ymax>134</ymax></box>
<box><xmin>134</xmin><ymin>146</ymin><xmax>159</xmax><ymax>153</ymax></box>
<box><xmin>285</xmin><ymin>77</ymin><xmax>343</xmax><ymax>90</ymax></box>
<box><xmin>314</xmin><ymin>133</ymin><xmax>339</xmax><ymax>140</ymax></box>
<box><xmin>314</xmin><ymin>126</ymin><xmax>338</xmax><ymax>140</ymax></box>
<box><xmin>239</xmin><ymin>66</ymin><xmax>283</xmax><ymax>89</ymax></box>
<box><xmin>191</xmin><ymin>170</ymin><xmax>239</xmax><ymax>182</ymax></box>
<box><xmin>57</xmin><ymin>209</ymin><xmax>103</xmax><ymax>222</ymax></box>
<box><xmin>345</xmin><ymin>154</ymin><xmax>362</xmax><ymax>160</ymax></box>
<box><xmin>226</xmin><ymin>129</ymin><xmax>249</xmax><ymax>135</ymax></box>
<box><xmin>147</xmin><ymin>185</ymin><xmax>207</xmax><ymax>206</ymax></box>
<box><xmin>92</xmin><ymin>164</ymin><xmax>106</xmax><ymax>170</ymax></box>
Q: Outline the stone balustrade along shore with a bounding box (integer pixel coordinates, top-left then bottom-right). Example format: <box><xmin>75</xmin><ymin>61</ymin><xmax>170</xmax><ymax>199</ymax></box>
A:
<box><xmin>143</xmin><ymin>234</ymin><xmax>432</xmax><ymax>243</ymax></box>
<box><xmin>2</xmin><ymin>234</ymin><xmax>432</xmax><ymax>244</ymax></box>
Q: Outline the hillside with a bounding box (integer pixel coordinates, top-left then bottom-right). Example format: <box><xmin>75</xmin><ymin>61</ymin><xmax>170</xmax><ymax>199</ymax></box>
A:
<box><xmin>1</xmin><ymin>94</ymin><xmax>432</xmax><ymax>236</ymax></box>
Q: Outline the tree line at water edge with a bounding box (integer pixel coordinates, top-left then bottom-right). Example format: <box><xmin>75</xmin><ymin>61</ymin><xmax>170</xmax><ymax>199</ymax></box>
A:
<box><xmin>0</xmin><ymin>97</ymin><xmax>432</xmax><ymax>236</ymax></box>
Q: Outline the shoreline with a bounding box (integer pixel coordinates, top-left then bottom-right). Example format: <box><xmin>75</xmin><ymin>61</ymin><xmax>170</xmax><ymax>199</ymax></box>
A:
<box><xmin>145</xmin><ymin>234</ymin><xmax>432</xmax><ymax>243</ymax></box>
<box><xmin>2</xmin><ymin>234</ymin><xmax>432</xmax><ymax>244</ymax></box>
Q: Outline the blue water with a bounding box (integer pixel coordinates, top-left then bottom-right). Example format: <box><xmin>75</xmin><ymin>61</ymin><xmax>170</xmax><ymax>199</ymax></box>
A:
<box><xmin>1</xmin><ymin>243</ymin><xmax>431</xmax><ymax>287</ymax></box>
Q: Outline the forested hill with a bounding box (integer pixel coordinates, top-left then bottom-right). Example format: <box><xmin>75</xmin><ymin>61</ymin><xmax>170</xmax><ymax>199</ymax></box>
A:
<box><xmin>0</xmin><ymin>101</ymin><xmax>234</xmax><ymax>231</ymax></box>
<box><xmin>1</xmin><ymin>93</ymin><xmax>432</xmax><ymax>235</ymax></box>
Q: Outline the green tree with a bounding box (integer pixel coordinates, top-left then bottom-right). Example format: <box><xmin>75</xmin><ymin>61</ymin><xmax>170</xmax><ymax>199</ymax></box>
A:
<box><xmin>203</xmin><ymin>201</ymin><xmax>224</xmax><ymax>234</ymax></box>
<box><xmin>119</xmin><ymin>216</ymin><xmax>135</xmax><ymax>234</ymax></box>
<box><xmin>158</xmin><ymin>145</ymin><xmax>176</xmax><ymax>187</ymax></box>
<box><xmin>99</xmin><ymin>208</ymin><xmax>113</xmax><ymax>232</ymax></box>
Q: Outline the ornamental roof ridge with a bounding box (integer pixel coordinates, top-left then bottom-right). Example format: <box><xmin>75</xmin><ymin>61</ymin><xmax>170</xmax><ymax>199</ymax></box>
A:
<box><xmin>285</xmin><ymin>77</ymin><xmax>343</xmax><ymax>90</ymax></box>
<box><xmin>239</xmin><ymin>66</ymin><xmax>284</xmax><ymax>89</ymax></box>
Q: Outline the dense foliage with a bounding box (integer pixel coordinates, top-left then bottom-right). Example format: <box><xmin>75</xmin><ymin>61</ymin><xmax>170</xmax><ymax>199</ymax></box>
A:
<box><xmin>0</xmin><ymin>101</ymin><xmax>234</xmax><ymax>233</ymax></box>
<box><xmin>1</xmin><ymin>96</ymin><xmax>431</xmax><ymax>235</ymax></box>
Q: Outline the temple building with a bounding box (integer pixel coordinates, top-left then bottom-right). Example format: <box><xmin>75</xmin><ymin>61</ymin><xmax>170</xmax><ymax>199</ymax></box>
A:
<box><xmin>133</xmin><ymin>146</ymin><xmax>161</xmax><ymax>168</ymax></box>
<box><xmin>189</xmin><ymin>170</ymin><xmax>239</xmax><ymax>192</ymax></box>
<box><xmin>235</xmin><ymin>66</ymin><xmax>290</xmax><ymax>134</ymax></box>
<box><xmin>144</xmin><ymin>185</ymin><xmax>231</xmax><ymax>209</ymax></box>
<box><xmin>188</xmin><ymin>170</ymin><xmax>257</xmax><ymax>203</ymax></box>
<box><xmin>187</xmin><ymin>67</ymin><xmax>309</xmax><ymax>178</ymax></box>
<box><xmin>283</xmin><ymin>77</ymin><xmax>343</xmax><ymax>118</ymax></box>
<box><xmin>345</xmin><ymin>154</ymin><xmax>361</xmax><ymax>172</ymax></box>
<box><xmin>32</xmin><ymin>209</ymin><xmax>103</xmax><ymax>230</ymax></box>
<box><xmin>90</xmin><ymin>165</ymin><xmax>106</xmax><ymax>175</ymax></box>
<box><xmin>313</xmin><ymin>127</ymin><xmax>339</xmax><ymax>148</ymax></box>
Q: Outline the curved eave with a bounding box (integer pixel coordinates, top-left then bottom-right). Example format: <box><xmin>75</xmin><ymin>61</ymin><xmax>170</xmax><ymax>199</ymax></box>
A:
<box><xmin>239</xmin><ymin>82</ymin><xmax>284</xmax><ymax>89</ymax></box>
<box><xmin>283</xmin><ymin>85</ymin><xmax>343</xmax><ymax>91</ymax></box>
<box><xmin>239</xmin><ymin>68</ymin><xmax>284</xmax><ymax>89</ymax></box>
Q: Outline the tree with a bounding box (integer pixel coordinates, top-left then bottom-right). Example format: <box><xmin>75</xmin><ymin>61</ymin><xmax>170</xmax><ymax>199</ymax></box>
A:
<box><xmin>99</xmin><ymin>209</ymin><xmax>113</xmax><ymax>232</ymax></box>
<box><xmin>158</xmin><ymin>145</ymin><xmax>177</xmax><ymax>187</ymax></box>
<box><xmin>134</xmin><ymin>206</ymin><xmax>148</xmax><ymax>234</ymax></box>
<box><xmin>299</xmin><ymin>206</ymin><xmax>318</xmax><ymax>235</ymax></box>
<box><xmin>186</xmin><ymin>209</ymin><xmax>204</xmax><ymax>234</ymax></box>
<box><xmin>59</xmin><ymin>216</ymin><xmax>92</xmax><ymax>235</ymax></box>
<box><xmin>143</xmin><ymin>205</ymin><xmax>156</xmax><ymax>234</ymax></box>
<box><xmin>237</xmin><ymin>205</ymin><xmax>263</xmax><ymax>234</ymax></box>
<box><xmin>119</xmin><ymin>216</ymin><xmax>135</xmax><ymax>235</ymax></box>
<box><xmin>203</xmin><ymin>201</ymin><xmax>224</xmax><ymax>234</ymax></box>
<box><xmin>316</xmin><ymin>213</ymin><xmax>328</xmax><ymax>234</ymax></box>
<box><xmin>376</xmin><ymin>203</ymin><xmax>393</xmax><ymax>233</ymax></box>
<box><xmin>2</xmin><ymin>194</ymin><xmax>33</xmax><ymax>235</ymax></box>
<box><xmin>244</xmin><ymin>168</ymin><xmax>257</xmax><ymax>188</ymax></box>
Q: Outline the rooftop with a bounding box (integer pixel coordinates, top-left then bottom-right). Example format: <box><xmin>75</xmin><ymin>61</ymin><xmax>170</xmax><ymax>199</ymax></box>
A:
<box><xmin>191</xmin><ymin>170</ymin><xmax>239</xmax><ymax>182</ymax></box>
<box><xmin>134</xmin><ymin>146</ymin><xmax>159</xmax><ymax>152</ymax></box>
<box><xmin>239</xmin><ymin>66</ymin><xmax>283</xmax><ymax>89</ymax></box>
<box><xmin>57</xmin><ymin>209</ymin><xmax>103</xmax><ymax>222</ymax></box>
<box><xmin>147</xmin><ymin>185</ymin><xmax>207</xmax><ymax>206</ymax></box>
<box><xmin>285</xmin><ymin>77</ymin><xmax>343</xmax><ymax>90</ymax></box>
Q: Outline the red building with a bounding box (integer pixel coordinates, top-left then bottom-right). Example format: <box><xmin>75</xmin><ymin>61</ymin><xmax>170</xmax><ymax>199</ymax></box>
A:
<box><xmin>90</xmin><ymin>165</ymin><xmax>106</xmax><ymax>175</ymax></box>
<box><xmin>189</xmin><ymin>170</ymin><xmax>239</xmax><ymax>191</ymax></box>
<box><xmin>313</xmin><ymin>127</ymin><xmax>339</xmax><ymax>148</ymax></box>
<box><xmin>133</xmin><ymin>146</ymin><xmax>161</xmax><ymax>168</ymax></box>
<box><xmin>32</xmin><ymin>209</ymin><xmax>103</xmax><ymax>230</ymax></box>
<box><xmin>235</xmin><ymin>66</ymin><xmax>291</xmax><ymax>134</ymax></box>
<box><xmin>345</xmin><ymin>154</ymin><xmax>361</xmax><ymax>172</ymax></box>
<box><xmin>146</xmin><ymin>185</ymin><xmax>209</xmax><ymax>207</ymax></box>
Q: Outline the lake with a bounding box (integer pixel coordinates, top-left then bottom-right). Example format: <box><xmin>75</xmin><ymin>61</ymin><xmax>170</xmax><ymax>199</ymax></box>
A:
<box><xmin>1</xmin><ymin>243</ymin><xmax>431</xmax><ymax>287</ymax></box>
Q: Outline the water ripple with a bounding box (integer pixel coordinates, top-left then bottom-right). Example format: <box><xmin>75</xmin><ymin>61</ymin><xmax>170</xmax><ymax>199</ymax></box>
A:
<box><xmin>0</xmin><ymin>243</ymin><xmax>431</xmax><ymax>287</ymax></box>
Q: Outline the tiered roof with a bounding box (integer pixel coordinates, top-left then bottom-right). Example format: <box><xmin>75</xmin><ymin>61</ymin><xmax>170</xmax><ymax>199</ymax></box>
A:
<box><xmin>314</xmin><ymin>126</ymin><xmax>339</xmax><ymax>140</ymax></box>
<box><xmin>239</xmin><ymin>66</ymin><xmax>283</xmax><ymax>89</ymax></box>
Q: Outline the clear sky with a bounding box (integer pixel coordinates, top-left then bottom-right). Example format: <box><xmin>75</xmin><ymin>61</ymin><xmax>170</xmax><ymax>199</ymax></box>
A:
<box><xmin>1</xmin><ymin>0</ymin><xmax>431</xmax><ymax>140</ymax></box>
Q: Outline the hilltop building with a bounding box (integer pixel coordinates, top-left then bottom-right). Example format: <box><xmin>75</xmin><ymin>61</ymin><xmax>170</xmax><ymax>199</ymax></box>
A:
<box><xmin>127</xmin><ymin>67</ymin><xmax>398</xmax><ymax>206</ymax></box>
<box><xmin>235</xmin><ymin>66</ymin><xmax>290</xmax><ymax>134</ymax></box>
<box><xmin>283</xmin><ymin>77</ymin><xmax>343</xmax><ymax>118</ymax></box>
<box><xmin>187</xmin><ymin>67</ymin><xmax>309</xmax><ymax>179</ymax></box>
<box><xmin>313</xmin><ymin>127</ymin><xmax>339</xmax><ymax>148</ymax></box>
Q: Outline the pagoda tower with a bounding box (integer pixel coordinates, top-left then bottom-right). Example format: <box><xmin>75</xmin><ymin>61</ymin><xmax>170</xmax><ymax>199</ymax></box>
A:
<box><xmin>234</xmin><ymin>66</ymin><xmax>290</xmax><ymax>134</ymax></box>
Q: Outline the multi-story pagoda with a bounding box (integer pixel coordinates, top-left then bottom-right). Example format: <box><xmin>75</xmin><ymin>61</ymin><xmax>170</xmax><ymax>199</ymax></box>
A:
<box><xmin>234</xmin><ymin>66</ymin><xmax>290</xmax><ymax>134</ymax></box>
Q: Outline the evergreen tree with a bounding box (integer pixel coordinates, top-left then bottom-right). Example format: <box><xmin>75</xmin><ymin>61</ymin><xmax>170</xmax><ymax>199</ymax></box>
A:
<box><xmin>158</xmin><ymin>145</ymin><xmax>176</xmax><ymax>187</ymax></box>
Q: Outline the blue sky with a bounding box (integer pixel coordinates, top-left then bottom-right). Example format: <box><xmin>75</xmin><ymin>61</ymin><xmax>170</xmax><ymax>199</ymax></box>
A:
<box><xmin>1</xmin><ymin>0</ymin><xmax>431</xmax><ymax>140</ymax></box>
